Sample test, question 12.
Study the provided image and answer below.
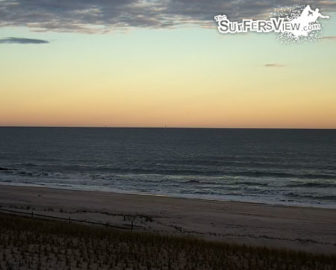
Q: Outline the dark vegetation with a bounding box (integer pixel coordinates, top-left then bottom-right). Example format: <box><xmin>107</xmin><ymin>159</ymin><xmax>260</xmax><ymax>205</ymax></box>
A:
<box><xmin>0</xmin><ymin>213</ymin><xmax>335</xmax><ymax>270</ymax></box>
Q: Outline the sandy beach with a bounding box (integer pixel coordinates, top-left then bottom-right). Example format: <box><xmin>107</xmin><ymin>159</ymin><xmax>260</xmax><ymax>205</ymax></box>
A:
<box><xmin>0</xmin><ymin>184</ymin><xmax>335</xmax><ymax>255</ymax></box>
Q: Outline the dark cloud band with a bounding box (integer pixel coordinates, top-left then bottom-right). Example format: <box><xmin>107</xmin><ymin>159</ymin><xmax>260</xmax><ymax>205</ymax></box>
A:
<box><xmin>0</xmin><ymin>0</ymin><xmax>334</xmax><ymax>33</ymax></box>
<box><xmin>265</xmin><ymin>63</ymin><xmax>285</xmax><ymax>68</ymax></box>
<box><xmin>0</xmin><ymin>37</ymin><xmax>49</xmax><ymax>44</ymax></box>
<box><xmin>320</xmin><ymin>36</ymin><xmax>336</xmax><ymax>40</ymax></box>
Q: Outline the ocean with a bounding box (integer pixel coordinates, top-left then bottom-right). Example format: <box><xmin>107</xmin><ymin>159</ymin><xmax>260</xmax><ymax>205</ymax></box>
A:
<box><xmin>0</xmin><ymin>127</ymin><xmax>335</xmax><ymax>208</ymax></box>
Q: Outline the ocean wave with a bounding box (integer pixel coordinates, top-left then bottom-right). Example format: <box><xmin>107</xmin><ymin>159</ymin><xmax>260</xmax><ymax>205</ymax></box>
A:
<box><xmin>238</xmin><ymin>181</ymin><xmax>269</xmax><ymax>186</ymax></box>
<box><xmin>20</xmin><ymin>163</ymin><xmax>38</xmax><ymax>167</ymax></box>
<box><xmin>286</xmin><ymin>193</ymin><xmax>336</xmax><ymax>202</ymax></box>
<box><xmin>185</xmin><ymin>180</ymin><xmax>200</xmax><ymax>184</ymax></box>
<box><xmin>2</xmin><ymin>164</ymin><xmax>335</xmax><ymax>181</ymax></box>
<box><xmin>236</xmin><ymin>171</ymin><xmax>336</xmax><ymax>180</ymax></box>
<box><xmin>286</xmin><ymin>182</ymin><xmax>336</xmax><ymax>188</ymax></box>
<box><xmin>160</xmin><ymin>159</ymin><xmax>335</xmax><ymax>170</ymax></box>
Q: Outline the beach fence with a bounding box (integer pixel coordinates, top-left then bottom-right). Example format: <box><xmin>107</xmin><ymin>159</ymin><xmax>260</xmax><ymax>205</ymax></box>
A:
<box><xmin>0</xmin><ymin>208</ymin><xmax>133</xmax><ymax>231</ymax></box>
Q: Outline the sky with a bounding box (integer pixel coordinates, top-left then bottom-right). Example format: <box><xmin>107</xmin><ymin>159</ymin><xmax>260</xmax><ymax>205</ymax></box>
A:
<box><xmin>1</xmin><ymin>0</ymin><xmax>336</xmax><ymax>128</ymax></box>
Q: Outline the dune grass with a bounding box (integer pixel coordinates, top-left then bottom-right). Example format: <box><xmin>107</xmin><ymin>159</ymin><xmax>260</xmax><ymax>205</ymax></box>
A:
<box><xmin>0</xmin><ymin>213</ymin><xmax>335</xmax><ymax>270</ymax></box>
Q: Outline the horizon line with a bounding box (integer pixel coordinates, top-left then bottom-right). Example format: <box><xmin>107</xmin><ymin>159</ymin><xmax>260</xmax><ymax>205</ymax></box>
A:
<box><xmin>0</xmin><ymin>126</ymin><xmax>335</xmax><ymax>130</ymax></box>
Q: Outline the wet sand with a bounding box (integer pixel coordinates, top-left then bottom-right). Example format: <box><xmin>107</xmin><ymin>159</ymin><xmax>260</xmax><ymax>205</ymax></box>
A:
<box><xmin>0</xmin><ymin>184</ymin><xmax>335</xmax><ymax>254</ymax></box>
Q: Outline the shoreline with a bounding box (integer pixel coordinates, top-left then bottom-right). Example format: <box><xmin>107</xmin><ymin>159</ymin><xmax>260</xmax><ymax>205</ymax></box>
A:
<box><xmin>1</xmin><ymin>182</ymin><xmax>335</xmax><ymax>210</ymax></box>
<box><xmin>0</xmin><ymin>184</ymin><xmax>335</xmax><ymax>254</ymax></box>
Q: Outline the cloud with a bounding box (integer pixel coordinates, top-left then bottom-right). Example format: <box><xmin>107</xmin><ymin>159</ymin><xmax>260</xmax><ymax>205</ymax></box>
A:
<box><xmin>0</xmin><ymin>37</ymin><xmax>49</xmax><ymax>44</ymax></box>
<box><xmin>320</xmin><ymin>36</ymin><xmax>336</xmax><ymax>40</ymax></box>
<box><xmin>264</xmin><ymin>63</ymin><xmax>285</xmax><ymax>68</ymax></box>
<box><xmin>0</xmin><ymin>0</ymin><xmax>335</xmax><ymax>33</ymax></box>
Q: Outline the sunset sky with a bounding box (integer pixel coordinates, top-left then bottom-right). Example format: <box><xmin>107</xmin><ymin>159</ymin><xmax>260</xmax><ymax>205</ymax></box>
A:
<box><xmin>1</xmin><ymin>0</ymin><xmax>336</xmax><ymax>128</ymax></box>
